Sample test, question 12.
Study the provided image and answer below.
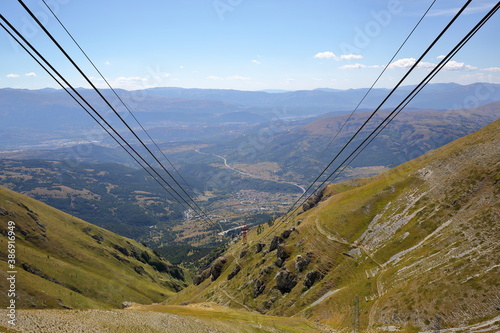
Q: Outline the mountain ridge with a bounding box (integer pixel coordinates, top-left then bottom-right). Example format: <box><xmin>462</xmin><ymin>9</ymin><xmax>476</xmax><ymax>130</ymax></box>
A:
<box><xmin>0</xmin><ymin>185</ymin><xmax>187</xmax><ymax>309</ymax></box>
<box><xmin>2</xmin><ymin>82</ymin><xmax>498</xmax><ymax>153</ymax></box>
<box><xmin>166</xmin><ymin>117</ymin><xmax>500</xmax><ymax>332</ymax></box>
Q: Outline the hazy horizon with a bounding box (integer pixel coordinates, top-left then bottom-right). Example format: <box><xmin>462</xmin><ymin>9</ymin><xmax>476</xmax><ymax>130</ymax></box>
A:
<box><xmin>1</xmin><ymin>1</ymin><xmax>499</xmax><ymax>91</ymax></box>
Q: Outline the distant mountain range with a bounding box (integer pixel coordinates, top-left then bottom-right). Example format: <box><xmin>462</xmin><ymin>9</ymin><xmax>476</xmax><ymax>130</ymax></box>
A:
<box><xmin>141</xmin><ymin>82</ymin><xmax>499</xmax><ymax>110</ymax></box>
<box><xmin>1</xmin><ymin>83</ymin><xmax>499</xmax><ymax>150</ymax></box>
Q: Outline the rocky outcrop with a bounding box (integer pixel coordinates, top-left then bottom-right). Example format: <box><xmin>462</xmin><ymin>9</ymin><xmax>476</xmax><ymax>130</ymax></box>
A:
<box><xmin>210</xmin><ymin>257</ymin><xmax>227</xmax><ymax>281</ymax></box>
<box><xmin>253</xmin><ymin>279</ymin><xmax>265</xmax><ymax>298</ymax></box>
<box><xmin>281</xmin><ymin>229</ymin><xmax>292</xmax><ymax>239</ymax></box>
<box><xmin>301</xmin><ymin>188</ymin><xmax>326</xmax><ymax>212</ymax></box>
<box><xmin>275</xmin><ymin>270</ymin><xmax>298</xmax><ymax>294</ymax></box>
<box><xmin>269</xmin><ymin>236</ymin><xmax>283</xmax><ymax>252</ymax></box>
<box><xmin>295</xmin><ymin>255</ymin><xmax>310</xmax><ymax>272</ymax></box>
<box><xmin>227</xmin><ymin>265</ymin><xmax>241</xmax><ymax>281</ymax></box>
<box><xmin>193</xmin><ymin>256</ymin><xmax>227</xmax><ymax>285</ymax></box>
<box><xmin>255</xmin><ymin>243</ymin><xmax>266</xmax><ymax>253</ymax></box>
<box><xmin>275</xmin><ymin>245</ymin><xmax>291</xmax><ymax>268</ymax></box>
<box><xmin>303</xmin><ymin>271</ymin><xmax>322</xmax><ymax>289</ymax></box>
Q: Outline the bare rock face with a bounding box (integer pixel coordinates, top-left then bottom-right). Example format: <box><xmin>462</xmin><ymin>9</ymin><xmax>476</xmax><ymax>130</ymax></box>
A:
<box><xmin>281</xmin><ymin>229</ymin><xmax>292</xmax><ymax>239</ymax></box>
<box><xmin>253</xmin><ymin>279</ymin><xmax>265</xmax><ymax>298</ymax></box>
<box><xmin>275</xmin><ymin>270</ymin><xmax>298</xmax><ymax>294</ymax></box>
<box><xmin>275</xmin><ymin>245</ymin><xmax>291</xmax><ymax>267</ymax></box>
<box><xmin>210</xmin><ymin>257</ymin><xmax>227</xmax><ymax>281</ymax></box>
<box><xmin>301</xmin><ymin>188</ymin><xmax>326</xmax><ymax>212</ymax></box>
<box><xmin>303</xmin><ymin>271</ymin><xmax>322</xmax><ymax>289</ymax></box>
<box><xmin>255</xmin><ymin>243</ymin><xmax>266</xmax><ymax>253</ymax></box>
<box><xmin>227</xmin><ymin>265</ymin><xmax>241</xmax><ymax>281</ymax></box>
<box><xmin>269</xmin><ymin>236</ymin><xmax>283</xmax><ymax>252</ymax></box>
<box><xmin>193</xmin><ymin>256</ymin><xmax>227</xmax><ymax>285</ymax></box>
<box><xmin>277</xmin><ymin>245</ymin><xmax>291</xmax><ymax>261</ymax></box>
<box><xmin>295</xmin><ymin>255</ymin><xmax>310</xmax><ymax>272</ymax></box>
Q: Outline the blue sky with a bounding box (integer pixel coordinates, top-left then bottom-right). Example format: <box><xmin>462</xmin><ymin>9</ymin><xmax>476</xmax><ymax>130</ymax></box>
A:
<box><xmin>1</xmin><ymin>0</ymin><xmax>499</xmax><ymax>91</ymax></box>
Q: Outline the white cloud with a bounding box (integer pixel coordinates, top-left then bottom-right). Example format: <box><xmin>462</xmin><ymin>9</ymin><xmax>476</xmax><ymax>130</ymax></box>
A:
<box><xmin>179</xmin><ymin>65</ymin><xmax>184</xmax><ymax>69</ymax></box>
<box><xmin>436</xmin><ymin>55</ymin><xmax>446</xmax><ymax>60</ymax></box>
<box><xmin>482</xmin><ymin>67</ymin><xmax>500</xmax><ymax>72</ymax></box>
<box><xmin>104</xmin><ymin>61</ymin><xmax>111</xmax><ymax>66</ymax></box>
<box><xmin>418</xmin><ymin>61</ymin><xmax>436</xmax><ymax>69</ymax></box>
<box><xmin>388</xmin><ymin>58</ymin><xmax>417</xmax><ymax>69</ymax></box>
<box><xmin>314</xmin><ymin>51</ymin><xmax>337</xmax><ymax>59</ymax></box>
<box><xmin>443</xmin><ymin>61</ymin><xmax>477</xmax><ymax>71</ymax></box>
<box><xmin>339</xmin><ymin>54</ymin><xmax>363</xmax><ymax>60</ymax></box>
<box><xmin>251</xmin><ymin>59</ymin><xmax>261</xmax><ymax>65</ymax></box>
<box><xmin>314</xmin><ymin>51</ymin><xmax>363</xmax><ymax>61</ymax></box>
<box><xmin>388</xmin><ymin>58</ymin><xmax>477</xmax><ymax>71</ymax></box>
<box><xmin>227</xmin><ymin>75</ymin><xmax>251</xmax><ymax>81</ymax></box>
<box><xmin>206</xmin><ymin>75</ymin><xmax>224</xmax><ymax>80</ymax></box>
<box><xmin>25</xmin><ymin>72</ymin><xmax>37</xmax><ymax>77</ymax></box>
<box><xmin>6</xmin><ymin>73</ymin><xmax>20</xmax><ymax>78</ymax></box>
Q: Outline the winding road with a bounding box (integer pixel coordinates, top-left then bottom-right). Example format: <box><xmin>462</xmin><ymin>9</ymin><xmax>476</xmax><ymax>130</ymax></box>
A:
<box><xmin>195</xmin><ymin>149</ymin><xmax>306</xmax><ymax>194</ymax></box>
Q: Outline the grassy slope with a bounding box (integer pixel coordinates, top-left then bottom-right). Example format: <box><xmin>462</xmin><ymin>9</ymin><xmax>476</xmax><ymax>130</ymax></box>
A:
<box><xmin>0</xmin><ymin>185</ymin><xmax>186</xmax><ymax>310</ymax></box>
<box><xmin>167</xmin><ymin>118</ymin><xmax>499</xmax><ymax>332</ymax></box>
